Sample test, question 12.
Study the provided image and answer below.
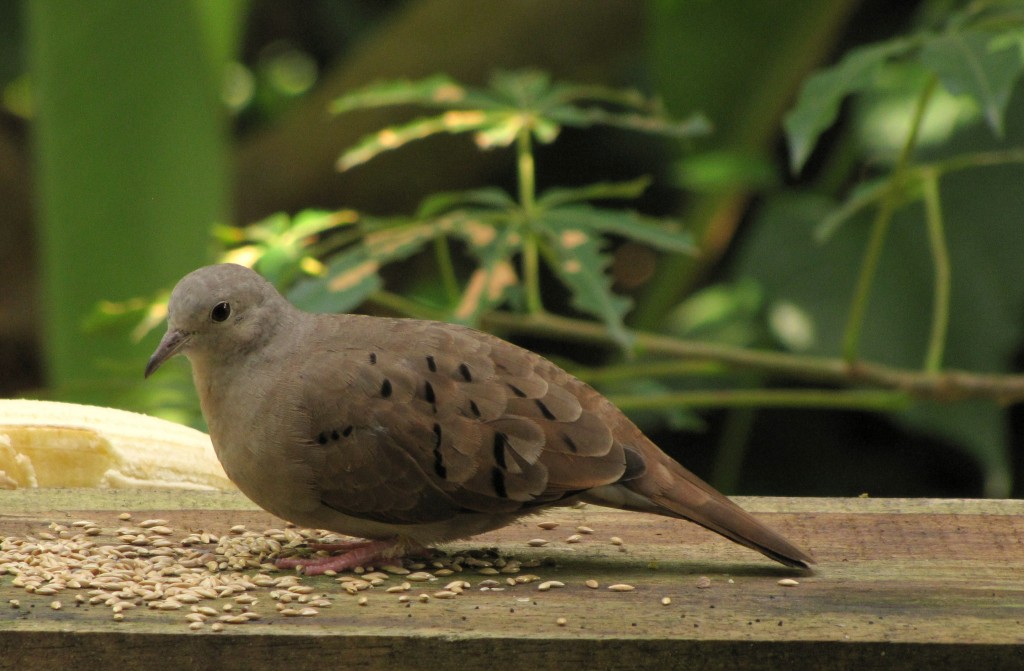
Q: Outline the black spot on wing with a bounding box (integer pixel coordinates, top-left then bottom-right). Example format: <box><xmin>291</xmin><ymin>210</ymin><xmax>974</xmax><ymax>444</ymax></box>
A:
<box><xmin>426</xmin><ymin>355</ymin><xmax>437</xmax><ymax>372</ymax></box>
<box><xmin>492</xmin><ymin>467</ymin><xmax>508</xmax><ymax>498</ymax></box>
<box><xmin>381</xmin><ymin>379</ymin><xmax>393</xmax><ymax>398</ymax></box>
<box><xmin>424</xmin><ymin>380</ymin><xmax>436</xmax><ymax>405</ymax></box>
<box><xmin>508</xmin><ymin>384</ymin><xmax>527</xmax><ymax>398</ymax></box>
<box><xmin>493</xmin><ymin>432</ymin><xmax>509</xmax><ymax>470</ymax></box>
<box><xmin>535</xmin><ymin>399</ymin><xmax>556</xmax><ymax>420</ymax></box>
<box><xmin>469</xmin><ymin>400</ymin><xmax>481</xmax><ymax>417</ymax></box>
<box><xmin>562</xmin><ymin>433</ymin><xmax>579</xmax><ymax>453</ymax></box>
<box><xmin>369</xmin><ymin>352</ymin><xmax>377</xmax><ymax>364</ymax></box>
<box><xmin>459</xmin><ymin>363</ymin><xmax>472</xmax><ymax>382</ymax></box>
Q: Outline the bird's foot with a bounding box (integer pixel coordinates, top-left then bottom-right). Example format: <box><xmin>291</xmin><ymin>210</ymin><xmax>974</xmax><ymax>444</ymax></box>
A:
<box><xmin>275</xmin><ymin>539</ymin><xmax>399</xmax><ymax>576</ymax></box>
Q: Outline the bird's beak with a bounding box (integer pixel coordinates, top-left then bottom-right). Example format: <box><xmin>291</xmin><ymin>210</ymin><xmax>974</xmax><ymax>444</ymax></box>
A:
<box><xmin>145</xmin><ymin>329</ymin><xmax>189</xmax><ymax>378</ymax></box>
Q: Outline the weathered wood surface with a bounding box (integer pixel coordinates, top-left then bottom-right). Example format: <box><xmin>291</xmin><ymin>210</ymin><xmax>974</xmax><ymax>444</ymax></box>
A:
<box><xmin>1</xmin><ymin>490</ymin><xmax>1022</xmax><ymax>670</ymax></box>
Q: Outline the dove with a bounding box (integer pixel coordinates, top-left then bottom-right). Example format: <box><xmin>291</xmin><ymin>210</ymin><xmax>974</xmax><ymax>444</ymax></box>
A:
<box><xmin>145</xmin><ymin>263</ymin><xmax>813</xmax><ymax>575</ymax></box>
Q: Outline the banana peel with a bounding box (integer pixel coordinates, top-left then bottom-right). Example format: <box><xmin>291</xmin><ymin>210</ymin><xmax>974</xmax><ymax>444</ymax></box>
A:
<box><xmin>0</xmin><ymin>399</ymin><xmax>234</xmax><ymax>491</ymax></box>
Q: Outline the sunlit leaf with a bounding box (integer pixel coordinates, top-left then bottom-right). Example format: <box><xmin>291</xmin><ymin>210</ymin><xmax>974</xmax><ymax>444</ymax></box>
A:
<box><xmin>784</xmin><ymin>37</ymin><xmax>918</xmax><ymax>173</ymax></box>
<box><xmin>920</xmin><ymin>29</ymin><xmax>1024</xmax><ymax>136</ymax></box>
<box><xmin>338</xmin><ymin>111</ymin><xmax>502</xmax><ymax>170</ymax></box>
<box><xmin>330</xmin><ymin>74</ymin><xmax>469</xmax><ymax>114</ymax></box>
<box><xmin>451</xmin><ymin>226</ymin><xmax>521</xmax><ymax>324</ymax></box>
<box><xmin>288</xmin><ymin>246</ymin><xmax>381</xmax><ymax>314</ymax></box>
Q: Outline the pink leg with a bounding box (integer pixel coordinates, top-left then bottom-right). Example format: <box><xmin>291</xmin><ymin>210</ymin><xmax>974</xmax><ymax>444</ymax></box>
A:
<box><xmin>275</xmin><ymin>539</ymin><xmax>398</xmax><ymax>576</ymax></box>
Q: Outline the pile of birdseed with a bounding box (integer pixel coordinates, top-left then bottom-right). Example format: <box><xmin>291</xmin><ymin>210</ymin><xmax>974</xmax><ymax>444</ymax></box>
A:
<box><xmin>2</xmin><ymin>514</ymin><xmax>649</xmax><ymax>631</ymax></box>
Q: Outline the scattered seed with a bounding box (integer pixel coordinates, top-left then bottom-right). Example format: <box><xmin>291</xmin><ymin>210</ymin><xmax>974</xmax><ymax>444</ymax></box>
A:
<box><xmin>576</xmin><ymin>526</ymin><xmax>594</xmax><ymax>534</ymax></box>
<box><xmin>564</xmin><ymin>534</ymin><xmax>582</xmax><ymax>544</ymax></box>
<box><xmin>584</xmin><ymin>580</ymin><xmax>599</xmax><ymax>589</ymax></box>
<box><xmin>537</xmin><ymin>581</ymin><xmax>565</xmax><ymax>592</ymax></box>
<box><xmin>9</xmin><ymin>599</ymin><xmax>20</xmax><ymax>608</ymax></box>
<box><xmin>608</xmin><ymin>584</ymin><xmax>635</xmax><ymax>592</ymax></box>
<box><xmin>211</xmin><ymin>622</ymin><xmax>225</xmax><ymax>632</ymax></box>
<box><xmin>556</xmin><ymin>617</ymin><xmax>567</xmax><ymax>626</ymax></box>
<box><xmin>417</xmin><ymin>594</ymin><xmax>430</xmax><ymax>603</ymax></box>
<box><xmin>397</xmin><ymin>595</ymin><xmax>410</xmax><ymax>603</ymax></box>
<box><xmin>189</xmin><ymin>621</ymin><xmax>203</xmax><ymax>631</ymax></box>
<box><xmin>477</xmin><ymin>567</ymin><xmax>500</xmax><ymax>575</ymax></box>
<box><xmin>50</xmin><ymin>600</ymin><xmax>62</xmax><ymax>610</ymax></box>
<box><xmin>118</xmin><ymin>512</ymin><xmax>132</xmax><ymax>521</ymax></box>
<box><xmin>433</xmin><ymin>590</ymin><xmax>459</xmax><ymax>599</ymax></box>
<box><xmin>696</xmin><ymin>576</ymin><xmax>712</xmax><ymax>589</ymax></box>
<box><xmin>537</xmin><ymin>521</ymin><xmax>559</xmax><ymax>530</ymax></box>
<box><xmin>138</xmin><ymin>519</ymin><xmax>169</xmax><ymax>528</ymax></box>
<box><xmin>357</xmin><ymin>596</ymin><xmax>369</xmax><ymax>606</ymax></box>
<box><xmin>381</xmin><ymin>565</ymin><xmax>410</xmax><ymax>575</ymax></box>
<box><xmin>777</xmin><ymin>578</ymin><xmax>799</xmax><ymax>587</ymax></box>
<box><xmin>661</xmin><ymin>597</ymin><xmax>672</xmax><ymax>606</ymax></box>
<box><xmin>609</xmin><ymin>537</ymin><xmax>624</xmax><ymax>546</ymax></box>
<box><xmin>406</xmin><ymin>572</ymin><xmax>435</xmax><ymax>582</ymax></box>
<box><xmin>526</xmin><ymin>539</ymin><xmax>549</xmax><ymax>547</ymax></box>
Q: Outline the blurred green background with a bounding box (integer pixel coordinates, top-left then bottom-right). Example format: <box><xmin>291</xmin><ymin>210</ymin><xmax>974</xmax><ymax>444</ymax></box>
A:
<box><xmin>2</xmin><ymin>0</ymin><xmax>1023</xmax><ymax>499</ymax></box>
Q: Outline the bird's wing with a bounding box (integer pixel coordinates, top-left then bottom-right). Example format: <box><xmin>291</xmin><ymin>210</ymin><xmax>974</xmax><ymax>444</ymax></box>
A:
<box><xmin>296</xmin><ymin>316</ymin><xmax>638</xmax><ymax>526</ymax></box>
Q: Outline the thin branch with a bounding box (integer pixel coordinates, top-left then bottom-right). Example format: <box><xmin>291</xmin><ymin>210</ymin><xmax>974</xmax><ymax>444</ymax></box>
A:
<box><xmin>607</xmin><ymin>389</ymin><xmax>910</xmax><ymax>411</ymax></box>
<box><xmin>482</xmin><ymin>310</ymin><xmax>1024</xmax><ymax>404</ymax></box>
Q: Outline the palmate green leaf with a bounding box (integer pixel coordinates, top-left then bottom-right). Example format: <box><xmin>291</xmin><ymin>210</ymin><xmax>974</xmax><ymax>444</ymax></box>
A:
<box><xmin>920</xmin><ymin>29</ymin><xmax>1024</xmax><ymax>136</ymax></box>
<box><xmin>537</xmin><ymin>177</ymin><xmax>653</xmax><ymax>209</ymax></box>
<box><xmin>536</xmin><ymin>219</ymin><xmax>633</xmax><ymax>350</ymax></box>
<box><xmin>287</xmin><ymin>219</ymin><xmax>441</xmax><ymax>313</ymax></box>
<box><xmin>784</xmin><ymin>37</ymin><xmax>918</xmax><ymax>173</ymax></box>
<box><xmin>542</xmin><ymin>205</ymin><xmax>696</xmax><ymax>254</ymax></box>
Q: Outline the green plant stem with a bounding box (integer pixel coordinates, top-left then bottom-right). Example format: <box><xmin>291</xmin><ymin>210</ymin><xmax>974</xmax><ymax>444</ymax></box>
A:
<box><xmin>607</xmin><ymin>389</ymin><xmax>909</xmax><ymax>412</ymax></box>
<box><xmin>481</xmin><ymin>309</ymin><xmax>1024</xmax><ymax>403</ymax></box>
<box><xmin>921</xmin><ymin>169</ymin><xmax>950</xmax><ymax>373</ymax></box>
<box><xmin>572</xmin><ymin>359</ymin><xmax>726</xmax><ymax>384</ymax></box>
<box><xmin>841</xmin><ymin>76</ymin><xmax>937</xmax><ymax>363</ymax></box>
<box><xmin>516</xmin><ymin>127</ymin><xmax>543</xmax><ymax>314</ymax></box>
<box><xmin>433</xmin><ymin>235</ymin><xmax>460</xmax><ymax>307</ymax></box>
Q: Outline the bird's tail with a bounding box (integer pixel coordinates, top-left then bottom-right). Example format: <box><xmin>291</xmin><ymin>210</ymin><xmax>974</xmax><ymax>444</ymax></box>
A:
<box><xmin>582</xmin><ymin>449</ymin><xmax>814</xmax><ymax>569</ymax></box>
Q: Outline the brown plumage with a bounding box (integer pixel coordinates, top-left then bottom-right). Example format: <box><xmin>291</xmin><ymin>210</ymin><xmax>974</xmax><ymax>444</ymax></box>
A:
<box><xmin>146</xmin><ymin>264</ymin><xmax>814</xmax><ymax>574</ymax></box>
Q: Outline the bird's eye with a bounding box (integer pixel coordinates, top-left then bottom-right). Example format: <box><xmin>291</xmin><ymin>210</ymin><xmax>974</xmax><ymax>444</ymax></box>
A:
<box><xmin>211</xmin><ymin>302</ymin><xmax>231</xmax><ymax>323</ymax></box>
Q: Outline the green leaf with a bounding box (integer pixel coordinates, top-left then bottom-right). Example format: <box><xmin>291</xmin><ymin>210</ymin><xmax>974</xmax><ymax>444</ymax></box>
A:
<box><xmin>536</xmin><ymin>221</ymin><xmax>633</xmax><ymax>349</ymax></box>
<box><xmin>417</xmin><ymin>188</ymin><xmax>516</xmax><ymax>218</ymax></box>
<box><xmin>288</xmin><ymin>246</ymin><xmax>382</xmax><ymax>314</ymax></box>
<box><xmin>920</xmin><ymin>30</ymin><xmax>1024</xmax><ymax>136</ymax></box>
<box><xmin>337</xmin><ymin>111</ymin><xmax>504</xmax><ymax>170</ymax></box>
<box><xmin>288</xmin><ymin>220</ymin><xmax>441</xmax><ymax>313</ymax></box>
<box><xmin>542</xmin><ymin>205</ymin><xmax>696</xmax><ymax>254</ymax></box>
<box><xmin>330</xmin><ymin>74</ymin><xmax>469</xmax><ymax>114</ymax></box>
<box><xmin>537</xmin><ymin>177</ymin><xmax>652</xmax><ymax>209</ymax></box>
<box><xmin>784</xmin><ymin>37</ymin><xmax>918</xmax><ymax>173</ymax></box>
<box><xmin>450</xmin><ymin>225</ymin><xmax>521</xmax><ymax>324</ymax></box>
<box><xmin>551</xmin><ymin>107</ymin><xmax>712</xmax><ymax>138</ymax></box>
<box><xmin>813</xmin><ymin>177</ymin><xmax>889</xmax><ymax>242</ymax></box>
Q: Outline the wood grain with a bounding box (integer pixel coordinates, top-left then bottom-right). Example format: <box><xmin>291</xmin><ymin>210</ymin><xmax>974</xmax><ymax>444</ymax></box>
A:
<box><xmin>1</xmin><ymin>491</ymin><xmax>1022</xmax><ymax>670</ymax></box>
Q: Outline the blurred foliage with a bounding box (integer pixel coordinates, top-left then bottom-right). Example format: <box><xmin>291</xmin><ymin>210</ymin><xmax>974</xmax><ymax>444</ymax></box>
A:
<box><xmin>10</xmin><ymin>0</ymin><xmax>1024</xmax><ymax>498</ymax></box>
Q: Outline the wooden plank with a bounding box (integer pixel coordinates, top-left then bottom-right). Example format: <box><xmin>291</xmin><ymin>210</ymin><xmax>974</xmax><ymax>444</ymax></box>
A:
<box><xmin>1</xmin><ymin>491</ymin><xmax>1022</xmax><ymax>670</ymax></box>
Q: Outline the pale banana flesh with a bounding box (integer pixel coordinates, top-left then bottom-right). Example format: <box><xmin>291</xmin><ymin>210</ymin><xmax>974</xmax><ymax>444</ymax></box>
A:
<box><xmin>0</xmin><ymin>399</ymin><xmax>234</xmax><ymax>491</ymax></box>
